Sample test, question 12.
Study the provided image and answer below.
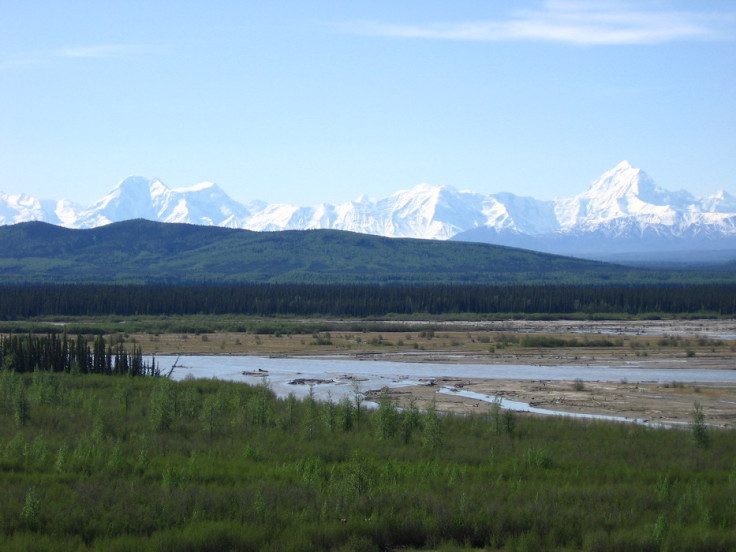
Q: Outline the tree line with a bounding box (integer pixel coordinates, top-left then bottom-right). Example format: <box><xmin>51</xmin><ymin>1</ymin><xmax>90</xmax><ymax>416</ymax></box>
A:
<box><xmin>0</xmin><ymin>333</ymin><xmax>157</xmax><ymax>376</ymax></box>
<box><xmin>0</xmin><ymin>283</ymin><xmax>735</xmax><ymax>317</ymax></box>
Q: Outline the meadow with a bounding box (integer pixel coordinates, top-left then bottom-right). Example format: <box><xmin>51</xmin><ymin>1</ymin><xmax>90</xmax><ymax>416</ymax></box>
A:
<box><xmin>1</xmin><ymin>368</ymin><xmax>735</xmax><ymax>551</ymax></box>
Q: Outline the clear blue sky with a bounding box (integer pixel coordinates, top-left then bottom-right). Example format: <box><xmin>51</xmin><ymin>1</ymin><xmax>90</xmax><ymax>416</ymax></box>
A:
<box><xmin>1</xmin><ymin>1</ymin><xmax>734</xmax><ymax>206</ymax></box>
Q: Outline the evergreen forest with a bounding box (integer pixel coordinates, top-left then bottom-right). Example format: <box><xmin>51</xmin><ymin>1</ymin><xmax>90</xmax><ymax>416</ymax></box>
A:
<box><xmin>1</xmin><ymin>283</ymin><xmax>735</xmax><ymax>319</ymax></box>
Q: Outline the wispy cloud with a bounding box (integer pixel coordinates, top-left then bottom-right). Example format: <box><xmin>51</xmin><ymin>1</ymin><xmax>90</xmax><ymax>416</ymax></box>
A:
<box><xmin>1</xmin><ymin>43</ymin><xmax>163</xmax><ymax>69</ymax></box>
<box><xmin>343</xmin><ymin>1</ymin><xmax>734</xmax><ymax>45</ymax></box>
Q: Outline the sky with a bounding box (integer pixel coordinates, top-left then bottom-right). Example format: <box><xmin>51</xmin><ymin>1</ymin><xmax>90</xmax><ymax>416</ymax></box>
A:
<box><xmin>1</xmin><ymin>0</ymin><xmax>735</xmax><ymax>206</ymax></box>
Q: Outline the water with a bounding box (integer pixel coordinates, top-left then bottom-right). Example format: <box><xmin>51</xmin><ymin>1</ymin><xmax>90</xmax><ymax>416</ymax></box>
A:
<box><xmin>438</xmin><ymin>387</ymin><xmax>667</xmax><ymax>426</ymax></box>
<box><xmin>161</xmin><ymin>354</ymin><xmax>736</xmax><ymax>404</ymax></box>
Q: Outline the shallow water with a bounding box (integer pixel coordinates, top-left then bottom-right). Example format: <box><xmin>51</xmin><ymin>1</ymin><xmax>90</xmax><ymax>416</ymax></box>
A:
<box><xmin>161</xmin><ymin>354</ymin><xmax>736</xmax><ymax>404</ymax></box>
<box><xmin>437</xmin><ymin>387</ymin><xmax>673</xmax><ymax>426</ymax></box>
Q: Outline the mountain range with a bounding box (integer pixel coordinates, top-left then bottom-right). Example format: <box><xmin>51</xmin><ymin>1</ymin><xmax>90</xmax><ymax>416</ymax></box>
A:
<box><xmin>2</xmin><ymin>161</ymin><xmax>734</xmax><ymax>263</ymax></box>
<box><xmin>3</xmin><ymin>219</ymin><xmax>732</xmax><ymax>285</ymax></box>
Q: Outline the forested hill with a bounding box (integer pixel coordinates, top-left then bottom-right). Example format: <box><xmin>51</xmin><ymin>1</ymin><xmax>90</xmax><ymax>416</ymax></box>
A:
<box><xmin>0</xmin><ymin>219</ymin><xmax>730</xmax><ymax>285</ymax></box>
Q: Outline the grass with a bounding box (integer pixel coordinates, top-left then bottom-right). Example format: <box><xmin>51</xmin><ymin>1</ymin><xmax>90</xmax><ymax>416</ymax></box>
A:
<box><xmin>1</xmin><ymin>369</ymin><xmax>735</xmax><ymax>550</ymax></box>
<box><xmin>1</xmin><ymin>313</ymin><xmax>727</xmax><ymax>357</ymax></box>
<box><xmin>0</xmin><ymin>311</ymin><xmax>732</xmax><ymax>337</ymax></box>
<box><xmin>125</xmin><ymin>328</ymin><xmax>734</xmax><ymax>369</ymax></box>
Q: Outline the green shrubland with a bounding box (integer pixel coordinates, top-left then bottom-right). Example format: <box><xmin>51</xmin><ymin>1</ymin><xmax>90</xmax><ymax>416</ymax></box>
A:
<box><xmin>0</xmin><ymin>370</ymin><xmax>735</xmax><ymax>551</ymax></box>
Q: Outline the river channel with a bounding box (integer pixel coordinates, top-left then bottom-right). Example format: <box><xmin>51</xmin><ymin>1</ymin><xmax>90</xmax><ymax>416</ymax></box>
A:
<box><xmin>162</xmin><ymin>355</ymin><xmax>736</xmax><ymax>407</ymax></box>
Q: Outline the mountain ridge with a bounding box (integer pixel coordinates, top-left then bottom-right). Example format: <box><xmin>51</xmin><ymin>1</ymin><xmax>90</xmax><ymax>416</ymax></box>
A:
<box><xmin>0</xmin><ymin>219</ymin><xmax>665</xmax><ymax>285</ymax></box>
<box><xmin>2</xmin><ymin>161</ymin><xmax>734</xmax><ymax>263</ymax></box>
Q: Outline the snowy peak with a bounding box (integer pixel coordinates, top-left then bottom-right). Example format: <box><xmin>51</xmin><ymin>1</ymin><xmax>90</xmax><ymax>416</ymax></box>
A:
<box><xmin>371</xmin><ymin>184</ymin><xmax>485</xmax><ymax>239</ymax></box>
<box><xmin>73</xmin><ymin>176</ymin><xmax>251</xmax><ymax>228</ymax></box>
<box><xmin>0</xmin><ymin>192</ymin><xmax>43</xmax><ymax>224</ymax></box>
<box><xmin>77</xmin><ymin>177</ymin><xmax>167</xmax><ymax>227</ymax></box>
<box><xmin>585</xmin><ymin>161</ymin><xmax>652</xmax><ymax>198</ymax></box>
<box><xmin>0</xmin><ymin>191</ymin><xmax>83</xmax><ymax>227</ymax></box>
<box><xmin>1</xmin><ymin>161</ymin><xmax>734</xmax><ymax>262</ymax></box>
<box><xmin>385</xmin><ymin>183</ymin><xmax>450</xmax><ymax>212</ymax></box>
<box><xmin>586</xmin><ymin>161</ymin><xmax>695</xmax><ymax>208</ymax></box>
<box><xmin>702</xmin><ymin>189</ymin><xmax>736</xmax><ymax>213</ymax></box>
<box><xmin>107</xmin><ymin>176</ymin><xmax>169</xmax><ymax>204</ymax></box>
<box><xmin>554</xmin><ymin>161</ymin><xmax>700</xmax><ymax>229</ymax></box>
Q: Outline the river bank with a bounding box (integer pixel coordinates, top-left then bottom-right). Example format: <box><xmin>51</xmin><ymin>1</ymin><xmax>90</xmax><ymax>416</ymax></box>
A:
<box><xmin>365</xmin><ymin>377</ymin><xmax>736</xmax><ymax>429</ymax></box>
<box><xmin>125</xmin><ymin>318</ymin><xmax>736</xmax><ymax>428</ymax></box>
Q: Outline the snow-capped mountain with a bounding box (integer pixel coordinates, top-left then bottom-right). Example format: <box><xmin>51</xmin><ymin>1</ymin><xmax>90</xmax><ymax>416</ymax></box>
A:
<box><xmin>68</xmin><ymin>177</ymin><xmax>256</xmax><ymax>228</ymax></box>
<box><xmin>1</xmin><ymin>161</ymin><xmax>734</xmax><ymax>262</ymax></box>
<box><xmin>453</xmin><ymin>162</ymin><xmax>736</xmax><ymax>260</ymax></box>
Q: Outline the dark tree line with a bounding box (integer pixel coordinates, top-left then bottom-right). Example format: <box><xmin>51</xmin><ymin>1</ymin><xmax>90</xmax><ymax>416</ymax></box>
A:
<box><xmin>0</xmin><ymin>333</ymin><xmax>157</xmax><ymax>376</ymax></box>
<box><xmin>0</xmin><ymin>283</ymin><xmax>735</xmax><ymax>318</ymax></box>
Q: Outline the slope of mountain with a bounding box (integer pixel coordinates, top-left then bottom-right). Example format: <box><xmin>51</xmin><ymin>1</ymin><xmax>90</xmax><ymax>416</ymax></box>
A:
<box><xmin>1</xmin><ymin>161</ymin><xmax>734</xmax><ymax>263</ymax></box>
<box><xmin>0</xmin><ymin>219</ymin><xmax>697</xmax><ymax>285</ymax></box>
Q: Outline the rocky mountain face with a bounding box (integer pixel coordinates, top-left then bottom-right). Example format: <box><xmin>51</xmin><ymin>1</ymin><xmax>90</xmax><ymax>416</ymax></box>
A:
<box><xmin>1</xmin><ymin>161</ymin><xmax>734</xmax><ymax>262</ymax></box>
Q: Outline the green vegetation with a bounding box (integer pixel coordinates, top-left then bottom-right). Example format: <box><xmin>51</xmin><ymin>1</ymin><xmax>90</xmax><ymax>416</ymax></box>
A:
<box><xmin>0</xmin><ymin>334</ymin><xmax>156</xmax><ymax>376</ymax></box>
<box><xmin>1</xmin><ymin>220</ymin><xmax>735</xmax><ymax>549</ymax></box>
<box><xmin>1</xmin><ymin>282</ymin><xmax>735</xmax><ymax>320</ymax></box>
<box><xmin>519</xmin><ymin>336</ymin><xmax>622</xmax><ymax>348</ymax></box>
<box><xmin>1</xmin><ymin>370</ymin><xmax>735</xmax><ymax>551</ymax></box>
<box><xmin>1</xmin><ymin>220</ymin><xmax>735</xmax><ymax>285</ymax></box>
<box><xmin>691</xmin><ymin>401</ymin><xmax>710</xmax><ymax>449</ymax></box>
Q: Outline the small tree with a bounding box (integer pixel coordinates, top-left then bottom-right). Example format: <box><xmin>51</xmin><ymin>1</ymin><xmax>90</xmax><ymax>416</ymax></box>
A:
<box><xmin>691</xmin><ymin>401</ymin><xmax>709</xmax><ymax>448</ymax></box>
<box><xmin>282</xmin><ymin>393</ymin><xmax>298</xmax><ymax>431</ymax></box>
<box><xmin>376</xmin><ymin>389</ymin><xmax>398</xmax><ymax>440</ymax></box>
<box><xmin>304</xmin><ymin>385</ymin><xmax>320</xmax><ymax>439</ymax></box>
<box><xmin>324</xmin><ymin>391</ymin><xmax>337</xmax><ymax>432</ymax></box>
<box><xmin>352</xmin><ymin>381</ymin><xmax>364</xmax><ymax>427</ymax></box>
<box><xmin>200</xmin><ymin>394</ymin><xmax>220</xmax><ymax>438</ymax></box>
<box><xmin>401</xmin><ymin>397</ymin><xmax>421</xmax><ymax>444</ymax></box>
<box><xmin>251</xmin><ymin>378</ymin><xmax>273</xmax><ymax>428</ymax></box>
<box><xmin>20</xmin><ymin>488</ymin><xmax>40</xmax><ymax>530</ymax></box>
<box><xmin>423</xmin><ymin>399</ymin><xmax>443</xmax><ymax>451</ymax></box>
<box><xmin>503</xmin><ymin>409</ymin><xmax>516</xmax><ymax>437</ymax></box>
<box><xmin>490</xmin><ymin>397</ymin><xmax>503</xmax><ymax>435</ymax></box>
<box><xmin>13</xmin><ymin>384</ymin><xmax>30</xmax><ymax>427</ymax></box>
<box><xmin>338</xmin><ymin>396</ymin><xmax>354</xmax><ymax>432</ymax></box>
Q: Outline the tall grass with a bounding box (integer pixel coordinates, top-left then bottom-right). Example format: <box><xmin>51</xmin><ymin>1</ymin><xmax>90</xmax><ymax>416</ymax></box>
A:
<box><xmin>0</xmin><ymin>370</ymin><xmax>734</xmax><ymax>551</ymax></box>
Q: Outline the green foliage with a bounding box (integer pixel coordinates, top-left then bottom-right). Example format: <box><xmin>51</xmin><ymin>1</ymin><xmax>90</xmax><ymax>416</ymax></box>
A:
<box><xmin>502</xmin><ymin>409</ymin><xmax>516</xmax><ymax>436</ymax></box>
<box><xmin>423</xmin><ymin>399</ymin><xmax>443</xmax><ymax>451</ymax></box>
<box><xmin>401</xmin><ymin>397</ymin><xmax>421</xmax><ymax>444</ymax></box>
<box><xmin>149</xmin><ymin>379</ymin><xmax>176</xmax><ymax>431</ymax></box>
<box><xmin>520</xmin><ymin>335</ymin><xmax>620</xmax><ymax>347</ymax></box>
<box><xmin>20</xmin><ymin>488</ymin><xmax>40</xmax><ymax>530</ymax></box>
<box><xmin>375</xmin><ymin>389</ymin><xmax>399</xmax><ymax>440</ymax></box>
<box><xmin>691</xmin><ymin>400</ymin><xmax>710</xmax><ymax>449</ymax></box>
<box><xmin>338</xmin><ymin>396</ymin><xmax>354</xmax><ymax>432</ymax></box>
<box><xmin>490</xmin><ymin>396</ymin><xmax>504</xmax><ymax>435</ymax></box>
<box><xmin>1</xmin><ymin>282</ymin><xmax>735</xmax><ymax>321</ymax></box>
<box><xmin>12</xmin><ymin>384</ymin><xmax>29</xmax><ymax>427</ymax></box>
<box><xmin>0</xmin><ymin>373</ymin><xmax>735</xmax><ymax>550</ymax></box>
<box><xmin>2</xmin><ymin>220</ymin><xmax>735</xmax><ymax>286</ymax></box>
<box><xmin>0</xmin><ymin>333</ymin><xmax>156</xmax><ymax>376</ymax></box>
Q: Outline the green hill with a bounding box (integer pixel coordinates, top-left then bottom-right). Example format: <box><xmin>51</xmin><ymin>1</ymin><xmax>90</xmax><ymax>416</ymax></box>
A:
<box><xmin>0</xmin><ymin>219</ymin><xmax>730</xmax><ymax>285</ymax></box>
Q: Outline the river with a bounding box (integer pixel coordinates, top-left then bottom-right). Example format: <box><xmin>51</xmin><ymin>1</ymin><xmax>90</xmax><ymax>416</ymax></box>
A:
<box><xmin>162</xmin><ymin>354</ymin><xmax>736</xmax><ymax>403</ymax></box>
